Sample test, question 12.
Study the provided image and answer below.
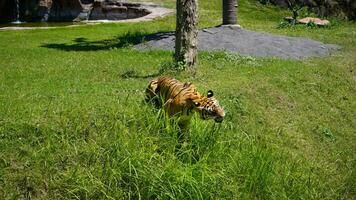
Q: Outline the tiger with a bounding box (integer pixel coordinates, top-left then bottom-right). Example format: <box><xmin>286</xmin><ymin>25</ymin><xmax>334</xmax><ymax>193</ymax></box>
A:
<box><xmin>145</xmin><ymin>76</ymin><xmax>225</xmax><ymax>130</ymax></box>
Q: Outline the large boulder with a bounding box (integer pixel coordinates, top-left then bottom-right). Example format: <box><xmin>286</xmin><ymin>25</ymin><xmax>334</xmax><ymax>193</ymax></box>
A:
<box><xmin>37</xmin><ymin>0</ymin><xmax>52</xmax><ymax>21</ymax></box>
<box><xmin>47</xmin><ymin>0</ymin><xmax>92</xmax><ymax>21</ymax></box>
<box><xmin>90</xmin><ymin>1</ymin><xmax>150</xmax><ymax>20</ymax></box>
<box><xmin>0</xmin><ymin>0</ymin><xmax>151</xmax><ymax>23</ymax></box>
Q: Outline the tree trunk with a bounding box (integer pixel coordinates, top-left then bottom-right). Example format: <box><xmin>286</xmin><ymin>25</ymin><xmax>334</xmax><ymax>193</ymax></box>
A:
<box><xmin>223</xmin><ymin>0</ymin><xmax>237</xmax><ymax>25</ymax></box>
<box><xmin>175</xmin><ymin>0</ymin><xmax>198</xmax><ymax>70</ymax></box>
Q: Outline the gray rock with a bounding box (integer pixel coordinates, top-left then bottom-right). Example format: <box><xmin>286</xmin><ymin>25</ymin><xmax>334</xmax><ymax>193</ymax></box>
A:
<box><xmin>135</xmin><ymin>26</ymin><xmax>340</xmax><ymax>60</ymax></box>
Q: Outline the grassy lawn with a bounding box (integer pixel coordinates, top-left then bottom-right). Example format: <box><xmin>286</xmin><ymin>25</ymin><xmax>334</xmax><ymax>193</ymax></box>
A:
<box><xmin>0</xmin><ymin>0</ymin><xmax>355</xmax><ymax>199</ymax></box>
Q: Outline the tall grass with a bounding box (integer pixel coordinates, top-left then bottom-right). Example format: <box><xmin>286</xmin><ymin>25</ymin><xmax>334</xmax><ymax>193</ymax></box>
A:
<box><xmin>1</xmin><ymin>89</ymin><xmax>353</xmax><ymax>199</ymax></box>
<box><xmin>0</xmin><ymin>0</ymin><xmax>355</xmax><ymax>199</ymax></box>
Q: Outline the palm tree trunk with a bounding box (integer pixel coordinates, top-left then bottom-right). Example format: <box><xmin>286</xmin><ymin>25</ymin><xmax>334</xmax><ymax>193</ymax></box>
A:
<box><xmin>223</xmin><ymin>0</ymin><xmax>237</xmax><ymax>25</ymax></box>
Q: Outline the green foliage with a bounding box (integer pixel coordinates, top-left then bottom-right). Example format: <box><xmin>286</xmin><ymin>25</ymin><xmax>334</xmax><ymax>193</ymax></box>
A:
<box><xmin>258</xmin><ymin>0</ymin><xmax>271</xmax><ymax>5</ymax></box>
<box><xmin>277</xmin><ymin>20</ymin><xmax>295</xmax><ymax>28</ymax></box>
<box><xmin>266</xmin><ymin>0</ymin><xmax>356</xmax><ymax>20</ymax></box>
<box><xmin>306</xmin><ymin>21</ymin><xmax>318</xmax><ymax>28</ymax></box>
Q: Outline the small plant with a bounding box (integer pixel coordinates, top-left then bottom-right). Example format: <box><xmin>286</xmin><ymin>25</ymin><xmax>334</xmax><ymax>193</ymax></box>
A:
<box><xmin>277</xmin><ymin>20</ymin><xmax>293</xmax><ymax>29</ymax></box>
<box><xmin>175</xmin><ymin>61</ymin><xmax>186</xmax><ymax>71</ymax></box>
<box><xmin>322</xmin><ymin>128</ymin><xmax>336</xmax><ymax>141</ymax></box>
<box><xmin>284</xmin><ymin>0</ymin><xmax>307</xmax><ymax>24</ymax></box>
<box><xmin>328</xmin><ymin>17</ymin><xmax>340</xmax><ymax>27</ymax></box>
<box><xmin>306</xmin><ymin>21</ymin><xmax>318</xmax><ymax>28</ymax></box>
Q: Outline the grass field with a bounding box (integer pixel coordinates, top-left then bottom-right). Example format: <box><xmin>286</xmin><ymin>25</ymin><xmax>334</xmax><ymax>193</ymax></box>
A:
<box><xmin>0</xmin><ymin>0</ymin><xmax>355</xmax><ymax>199</ymax></box>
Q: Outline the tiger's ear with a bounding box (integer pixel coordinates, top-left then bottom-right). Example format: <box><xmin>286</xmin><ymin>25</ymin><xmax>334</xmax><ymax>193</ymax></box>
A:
<box><xmin>207</xmin><ymin>90</ymin><xmax>214</xmax><ymax>98</ymax></box>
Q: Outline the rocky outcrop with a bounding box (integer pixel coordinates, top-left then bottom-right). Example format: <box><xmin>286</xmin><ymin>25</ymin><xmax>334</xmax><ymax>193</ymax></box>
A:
<box><xmin>0</xmin><ymin>0</ymin><xmax>151</xmax><ymax>23</ymax></box>
<box><xmin>0</xmin><ymin>0</ymin><xmax>14</xmax><ymax>22</ymax></box>
<box><xmin>37</xmin><ymin>0</ymin><xmax>53</xmax><ymax>21</ymax></box>
<box><xmin>0</xmin><ymin>0</ymin><xmax>6</xmax><ymax>13</ymax></box>
<box><xmin>37</xmin><ymin>0</ymin><xmax>94</xmax><ymax>21</ymax></box>
<box><xmin>90</xmin><ymin>1</ymin><xmax>149</xmax><ymax>20</ymax></box>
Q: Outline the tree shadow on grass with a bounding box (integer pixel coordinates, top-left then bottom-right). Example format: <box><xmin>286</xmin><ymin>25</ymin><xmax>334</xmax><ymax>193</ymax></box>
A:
<box><xmin>40</xmin><ymin>31</ymin><xmax>175</xmax><ymax>52</ymax></box>
<box><xmin>41</xmin><ymin>30</ymin><xmax>178</xmax><ymax>79</ymax></box>
<box><xmin>120</xmin><ymin>59</ymin><xmax>180</xmax><ymax>79</ymax></box>
<box><xmin>120</xmin><ymin>69</ymin><xmax>161</xmax><ymax>79</ymax></box>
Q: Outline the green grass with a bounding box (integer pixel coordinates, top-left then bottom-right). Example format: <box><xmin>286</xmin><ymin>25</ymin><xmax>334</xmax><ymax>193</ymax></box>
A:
<box><xmin>0</xmin><ymin>0</ymin><xmax>355</xmax><ymax>199</ymax></box>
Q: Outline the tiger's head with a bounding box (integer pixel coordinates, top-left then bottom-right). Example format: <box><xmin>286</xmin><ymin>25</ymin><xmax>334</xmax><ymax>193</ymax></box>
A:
<box><xmin>190</xmin><ymin>90</ymin><xmax>225</xmax><ymax>123</ymax></box>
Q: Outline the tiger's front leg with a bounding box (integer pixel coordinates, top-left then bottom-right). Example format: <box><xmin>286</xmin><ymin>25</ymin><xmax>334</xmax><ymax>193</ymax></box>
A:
<box><xmin>163</xmin><ymin>99</ymin><xmax>174</xmax><ymax>116</ymax></box>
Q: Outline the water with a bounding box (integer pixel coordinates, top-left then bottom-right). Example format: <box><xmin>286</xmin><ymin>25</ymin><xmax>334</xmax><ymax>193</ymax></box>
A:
<box><xmin>0</xmin><ymin>22</ymin><xmax>83</xmax><ymax>28</ymax></box>
<box><xmin>11</xmin><ymin>20</ymin><xmax>23</xmax><ymax>24</ymax></box>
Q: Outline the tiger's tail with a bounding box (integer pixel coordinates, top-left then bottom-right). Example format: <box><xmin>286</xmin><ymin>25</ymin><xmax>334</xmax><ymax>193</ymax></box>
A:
<box><xmin>145</xmin><ymin>78</ymin><xmax>160</xmax><ymax>107</ymax></box>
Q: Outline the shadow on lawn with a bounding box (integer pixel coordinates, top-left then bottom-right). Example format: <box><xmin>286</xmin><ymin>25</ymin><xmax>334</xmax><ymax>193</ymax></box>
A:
<box><xmin>120</xmin><ymin>69</ymin><xmax>161</xmax><ymax>79</ymax></box>
<box><xmin>120</xmin><ymin>60</ymin><xmax>180</xmax><ymax>79</ymax></box>
<box><xmin>41</xmin><ymin>31</ymin><xmax>174</xmax><ymax>51</ymax></box>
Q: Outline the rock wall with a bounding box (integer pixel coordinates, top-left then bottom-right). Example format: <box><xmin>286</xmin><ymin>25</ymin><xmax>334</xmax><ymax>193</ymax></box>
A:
<box><xmin>90</xmin><ymin>1</ymin><xmax>149</xmax><ymax>20</ymax></box>
<box><xmin>0</xmin><ymin>0</ymin><xmax>93</xmax><ymax>22</ymax></box>
<box><xmin>49</xmin><ymin>0</ymin><xmax>83</xmax><ymax>21</ymax></box>
<box><xmin>0</xmin><ymin>0</ymin><xmax>150</xmax><ymax>23</ymax></box>
<box><xmin>0</xmin><ymin>0</ymin><xmax>15</xmax><ymax>22</ymax></box>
